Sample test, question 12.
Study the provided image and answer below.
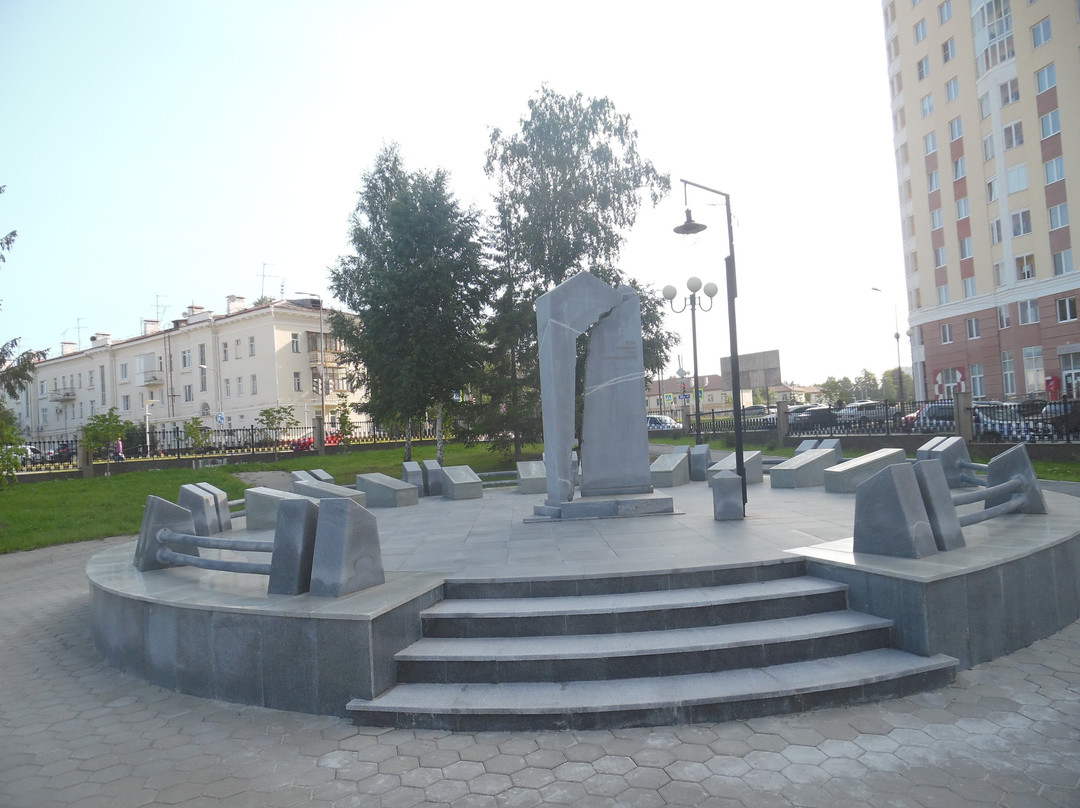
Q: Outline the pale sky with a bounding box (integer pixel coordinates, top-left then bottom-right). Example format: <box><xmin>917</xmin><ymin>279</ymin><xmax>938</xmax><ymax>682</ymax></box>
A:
<box><xmin>1</xmin><ymin>0</ymin><xmax>908</xmax><ymax>388</ymax></box>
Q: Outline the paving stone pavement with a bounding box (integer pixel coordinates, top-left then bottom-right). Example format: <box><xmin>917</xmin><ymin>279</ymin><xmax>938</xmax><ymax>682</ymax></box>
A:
<box><xmin>2</xmin><ymin>535</ymin><xmax>1079</xmax><ymax>808</ymax></box>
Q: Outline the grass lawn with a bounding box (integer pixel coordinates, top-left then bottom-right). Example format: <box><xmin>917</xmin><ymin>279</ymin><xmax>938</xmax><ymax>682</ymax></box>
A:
<box><xmin>0</xmin><ymin>443</ymin><xmax>539</xmax><ymax>554</ymax></box>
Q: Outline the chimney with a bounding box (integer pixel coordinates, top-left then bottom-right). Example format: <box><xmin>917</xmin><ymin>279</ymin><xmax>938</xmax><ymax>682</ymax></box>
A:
<box><xmin>60</xmin><ymin>341</ymin><xmax>77</xmax><ymax>356</ymax></box>
<box><xmin>90</xmin><ymin>333</ymin><xmax>111</xmax><ymax>347</ymax></box>
<box><xmin>142</xmin><ymin>319</ymin><xmax>161</xmax><ymax>335</ymax></box>
<box><xmin>227</xmin><ymin>295</ymin><xmax>247</xmax><ymax>314</ymax></box>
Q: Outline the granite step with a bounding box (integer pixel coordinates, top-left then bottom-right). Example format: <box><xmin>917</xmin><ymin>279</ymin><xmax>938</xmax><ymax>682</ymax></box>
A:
<box><xmin>397</xmin><ymin>610</ymin><xmax>894</xmax><ymax>683</ymax></box>
<box><xmin>347</xmin><ymin>648</ymin><xmax>958</xmax><ymax>731</ymax></box>
<box><xmin>443</xmin><ymin>557</ymin><xmax>806</xmax><ymax>599</ymax></box>
<box><xmin>422</xmin><ymin>576</ymin><xmax>850</xmax><ymax>637</ymax></box>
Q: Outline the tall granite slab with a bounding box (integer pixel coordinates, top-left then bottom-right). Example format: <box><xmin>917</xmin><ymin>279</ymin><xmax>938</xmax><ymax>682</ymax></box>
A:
<box><xmin>852</xmin><ymin>463</ymin><xmax>938</xmax><ymax>558</ymax></box>
<box><xmin>688</xmin><ymin>444</ymin><xmax>712</xmax><ymax>482</ymax></box>
<box><xmin>709</xmin><ymin>470</ymin><xmax>744</xmax><ymax>521</ymax></box>
<box><xmin>268</xmin><ymin>498</ymin><xmax>319</xmax><ymax>596</ymax></box>
<box><xmin>402</xmin><ymin>461</ymin><xmax>425</xmax><ymax>495</ymax></box>
<box><xmin>195</xmin><ymin>482</ymin><xmax>232</xmax><ymax>532</ymax></box>
<box><xmin>421</xmin><ymin>460</ymin><xmax>442</xmax><ymax>497</ymax></box>
<box><xmin>913</xmin><ymin>459</ymin><xmax>965</xmax><ymax>551</ymax></box>
<box><xmin>178</xmin><ymin>484</ymin><xmax>219</xmax><ymax>537</ymax></box>
<box><xmin>579</xmin><ymin>285</ymin><xmax>653</xmax><ymax>496</ymax></box>
<box><xmin>535</xmin><ymin>273</ymin><xmax>621</xmax><ymax>506</ymax></box>
<box><xmin>134</xmin><ymin>496</ymin><xmax>198</xmax><ymax>572</ymax></box>
<box><xmin>245</xmin><ymin>487</ymin><xmax>313</xmax><ymax>530</ymax></box>
<box><xmin>309</xmin><ymin>499</ymin><xmax>385</xmax><ymax>597</ymax></box>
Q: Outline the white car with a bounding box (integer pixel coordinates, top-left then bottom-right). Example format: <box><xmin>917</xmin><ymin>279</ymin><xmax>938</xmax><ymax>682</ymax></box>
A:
<box><xmin>647</xmin><ymin>415</ymin><xmax>679</xmax><ymax>430</ymax></box>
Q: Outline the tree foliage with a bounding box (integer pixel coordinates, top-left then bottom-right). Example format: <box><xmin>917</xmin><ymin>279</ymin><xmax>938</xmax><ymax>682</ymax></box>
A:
<box><xmin>331</xmin><ymin>144</ymin><xmax>491</xmax><ymax>461</ymax></box>
<box><xmin>82</xmin><ymin>408</ymin><xmax>128</xmax><ymax>475</ymax></box>
<box><xmin>457</xmin><ymin>88</ymin><xmax>675</xmax><ymax>458</ymax></box>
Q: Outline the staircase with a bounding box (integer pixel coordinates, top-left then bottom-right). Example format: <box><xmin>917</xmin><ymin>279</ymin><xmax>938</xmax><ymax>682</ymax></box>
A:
<box><xmin>346</xmin><ymin>558</ymin><xmax>956</xmax><ymax>731</ymax></box>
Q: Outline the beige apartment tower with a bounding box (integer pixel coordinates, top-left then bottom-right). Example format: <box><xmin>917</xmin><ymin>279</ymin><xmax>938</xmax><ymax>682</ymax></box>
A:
<box><xmin>883</xmin><ymin>0</ymin><xmax>1078</xmax><ymax>401</ymax></box>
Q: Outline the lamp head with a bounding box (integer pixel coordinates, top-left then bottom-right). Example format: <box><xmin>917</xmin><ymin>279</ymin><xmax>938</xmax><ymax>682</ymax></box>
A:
<box><xmin>703</xmin><ymin>282</ymin><xmax>719</xmax><ymax>299</ymax></box>
<box><xmin>662</xmin><ymin>285</ymin><xmax>678</xmax><ymax>301</ymax></box>
<box><xmin>687</xmin><ymin>277</ymin><xmax>702</xmax><ymax>294</ymax></box>
<box><xmin>674</xmin><ymin>208</ymin><xmax>707</xmax><ymax>235</ymax></box>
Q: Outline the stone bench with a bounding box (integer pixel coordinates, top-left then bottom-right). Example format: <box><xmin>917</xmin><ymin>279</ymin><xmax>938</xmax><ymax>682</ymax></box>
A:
<box><xmin>291</xmin><ymin>478</ymin><xmax>367</xmax><ymax>506</ymax></box>
<box><xmin>708</xmin><ymin>451</ymin><xmax>764</xmax><ymax>485</ymax></box>
<box><xmin>402</xmin><ymin>461</ymin><xmax>425</xmax><ymax>495</ymax></box>
<box><xmin>245</xmin><ymin>487</ymin><xmax>317</xmax><ymax>530</ymax></box>
<box><xmin>769</xmin><ymin>448</ymin><xmax>840</xmax><ymax>489</ymax></box>
<box><xmin>291</xmin><ymin>470</ymin><xmax>317</xmax><ymax>484</ymax></box>
<box><xmin>823</xmin><ymin>448</ymin><xmax>907</xmax><ymax>494</ymax></box>
<box><xmin>517</xmin><ymin>460</ymin><xmax>547</xmax><ymax>495</ymax></box>
<box><xmin>308</xmin><ymin>469</ymin><xmax>337</xmax><ymax>484</ymax></box>
<box><xmin>650</xmin><ymin>450</ymin><xmax>689</xmax><ymax>488</ymax></box>
<box><xmin>421</xmin><ymin>460</ymin><xmax>443</xmax><ymax>497</ymax></box>
<box><xmin>355</xmin><ymin>473</ymin><xmax>419</xmax><ymax>507</ymax></box>
<box><xmin>442</xmin><ymin>465</ymin><xmax>483</xmax><ymax>500</ymax></box>
<box><xmin>795</xmin><ymin>439</ymin><xmax>819</xmax><ymax>455</ymax></box>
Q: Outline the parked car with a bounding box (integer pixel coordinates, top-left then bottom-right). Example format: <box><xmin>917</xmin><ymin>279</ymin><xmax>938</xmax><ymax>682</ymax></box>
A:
<box><xmin>972</xmin><ymin>403</ymin><xmax>1051</xmax><ymax>442</ymax></box>
<box><xmin>911</xmin><ymin>400</ymin><xmax>956</xmax><ymax>433</ymax></box>
<box><xmin>647</xmin><ymin>415</ymin><xmax>679</xmax><ymax>430</ymax></box>
<box><xmin>788</xmin><ymin>405</ymin><xmax>837</xmax><ymax>429</ymax></box>
<box><xmin>16</xmin><ymin>445</ymin><xmax>45</xmax><ymax>466</ymax></box>
<box><xmin>836</xmin><ymin>400</ymin><xmax>886</xmax><ymax>427</ymax></box>
<box><xmin>742</xmin><ymin>405</ymin><xmax>770</xmax><ymax>418</ymax></box>
<box><xmin>47</xmin><ymin>443</ymin><xmax>76</xmax><ymax>462</ymax></box>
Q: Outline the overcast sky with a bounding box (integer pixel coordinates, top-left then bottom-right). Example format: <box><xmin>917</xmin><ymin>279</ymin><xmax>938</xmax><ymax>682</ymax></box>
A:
<box><xmin>2</xmin><ymin>1</ymin><xmax>907</xmax><ymax>387</ymax></box>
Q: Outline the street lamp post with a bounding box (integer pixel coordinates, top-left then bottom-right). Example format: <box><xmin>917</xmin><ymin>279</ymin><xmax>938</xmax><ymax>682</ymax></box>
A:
<box><xmin>673</xmin><ymin>179</ymin><xmax>746</xmax><ymax>513</ymax></box>
<box><xmin>662</xmin><ymin>279</ymin><xmax>717</xmax><ymax>445</ymax></box>
<box><xmin>871</xmin><ymin>288</ymin><xmax>905</xmax><ymax>404</ymax></box>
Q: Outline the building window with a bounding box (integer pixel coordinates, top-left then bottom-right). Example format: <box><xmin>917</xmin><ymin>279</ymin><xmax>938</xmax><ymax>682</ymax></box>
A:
<box><xmin>1018</xmin><ymin>299</ymin><xmax>1040</xmax><ymax>324</ymax></box>
<box><xmin>959</xmin><ymin>236</ymin><xmax>973</xmax><ymax>259</ymax></box>
<box><xmin>982</xmin><ymin>134</ymin><xmax>995</xmax><ymax>162</ymax></box>
<box><xmin>931</xmin><ymin>207</ymin><xmax>944</xmax><ymax>229</ymax></box>
<box><xmin>1041</xmin><ymin>110</ymin><xmax>1060</xmax><ymax>139</ymax></box>
<box><xmin>1031</xmin><ymin>17</ymin><xmax>1051</xmax><ymax>48</ymax></box>
<box><xmin>1023</xmin><ymin>346</ymin><xmax>1044</xmax><ymax>395</ymax></box>
<box><xmin>956</xmin><ymin>196</ymin><xmax>969</xmax><ymax>219</ymax></box>
<box><xmin>935</xmin><ymin>247</ymin><xmax>948</xmax><ymax>268</ymax></box>
<box><xmin>942</xmin><ymin>38</ymin><xmax>955</xmax><ymax>62</ymax></box>
<box><xmin>1058</xmin><ymin>297</ymin><xmax>1078</xmax><ymax>323</ymax></box>
<box><xmin>970</xmin><ymin>364</ymin><xmax>985</xmax><ymax>399</ymax></box>
<box><xmin>1002</xmin><ymin>351</ymin><xmax>1016</xmax><ymax>396</ymax></box>
<box><xmin>1036</xmin><ymin>63</ymin><xmax>1056</xmax><ymax>93</ymax></box>
<box><xmin>121</xmin><ymin>395</ymin><xmax>130</xmax><ymax>412</ymax></box>
<box><xmin>895</xmin><ymin>143</ymin><xmax>909</xmax><ymax>170</ymax></box>
<box><xmin>1045</xmin><ymin>156</ymin><xmax>1065</xmax><ymax>185</ymax></box>
<box><xmin>183</xmin><ymin>385</ymin><xmax>194</xmax><ymax>403</ymax></box>
<box><xmin>928</xmin><ymin>169</ymin><xmax>940</xmax><ymax>191</ymax></box>
<box><xmin>924</xmin><ymin>131</ymin><xmax>937</xmax><ymax>154</ymax></box>
<box><xmin>1016</xmin><ymin>254</ymin><xmax>1036</xmax><ymax>280</ymax></box>
<box><xmin>251</xmin><ymin>374</ymin><xmax>258</xmax><ymax>396</ymax></box>
<box><xmin>905</xmin><ymin>252</ymin><xmax>919</xmax><ymax>275</ymax></box>
<box><xmin>223</xmin><ymin>378</ymin><xmax>231</xmax><ymax>398</ymax></box>
<box><xmin>1054</xmin><ymin>249</ymin><xmax>1074</xmax><ymax>275</ymax></box>
<box><xmin>941</xmin><ymin>323</ymin><xmax>953</xmax><ymax>343</ymax></box>
<box><xmin>199</xmin><ymin>366</ymin><xmax>207</xmax><ymax>393</ymax></box>
<box><xmin>179</xmin><ymin>349</ymin><xmax>190</xmax><ymax>369</ymax></box>
<box><xmin>994</xmin><ymin>261</ymin><xmax>1006</xmax><ymax>288</ymax></box>
<box><xmin>119</xmin><ymin>363</ymin><xmax>128</xmax><ymax>381</ymax></box>
<box><xmin>291</xmin><ymin>333</ymin><xmax>301</xmax><ymax>353</ymax></box>
<box><xmin>990</xmin><ymin>218</ymin><xmax>1002</xmax><ymax>244</ymax></box>
<box><xmin>938</xmin><ymin>0</ymin><xmax>951</xmax><ymax>23</ymax></box>
<box><xmin>999</xmin><ymin>78</ymin><xmax>1019</xmax><ymax>106</ymax></box>
<box><xmin>966</xmin><ymin>317</ymin><xmax>980</xmax><ymax>338</ymax></box>
<box><xmin>953</xmin><ymin>156</ymin><xmax>966</xmax><ymax>179</ymax></box>
<box><xmin>998</xmin><ymin>304</ymin><xmax>1011</xmax><ymax>329</ymax></box>
<box><xmin>986</xmin><ymin>177</ymin><xmax>999</xmax><ymax>202</ymax></box>
<box><xmin>1006</xmin><ymin>164</ymin><xmax>1027</xmax><ymax>193</ymax></box>
<box><xmin>222</xmin><ymin>343</ymin><xmax>229</xmax><ymax>361</ymax></box>
<box><xmin>293</xmin><ymin>372</ymin><xmax>302</xmax><ymax>392</ymax></box>
<box><xmin>978</xmin><ymin>92</ymin><xmax>991</xmax><ymax>119</ymax></box>
<box><xmin>949</xmin><ymin>116</ymin><xmax>962</xmax><ymax>141</ymax></box>
<box><xmin>937</xmin><ymin>282</ymin><xmax>950</xmax><ymax>304</ymax></box>
<box><xmin>236</xmin><ymin>377</ymin><xmax>243</xmax><ymax>397</ymax></box>
<box><xmin>918</xmin><ymin>55</ymin><xmax>931</xmax><ymax>79</ymax></box>
<box><xmin>888</xmin><ymin>36</ymin><xmax>901</xmax><ymax>62</ymax></box>
<box><xmin>1003</xmin><ymin>121</ymin><xmax>1023</xmax><ymax>149</ymax></box>
<box><xmin>921</xmin><ymin>94</ymin><xmax>933</xmax><ymax>117</ymax></box>
<box><xmin>893</xmin><ymin>108</ymin><xmax>907</xmax><ymax>133</ymax></box>
<box><xmin>1049</xmin><ymin>203</ymin><xmax>1070</xmax><ymax>231</ymax></box>
<box><xmin>1011</xmin><ymin>210</ymin><xmax>1032</xmax><ymax>237</ymax></box>
<box><xmin>890</xmin><ymin>72</ymin><xmax>903</xmax><ymax>98</ymax></box>
<box><xmin>945</xmin><ymin>77</ymin><xmax>959</xmax><ymax>101</ymax></box>
<box><xmin>963</xmin><ymin>276</ymin><xmax>976</xmax><ymax>298</ymax></box>
<box><xmin>248</xmin><ymin>336</ymin><xmax>255</xmax><ymax>356</ymax></box>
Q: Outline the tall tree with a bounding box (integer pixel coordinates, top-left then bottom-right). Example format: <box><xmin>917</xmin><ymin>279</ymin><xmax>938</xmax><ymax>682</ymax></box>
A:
<box><xmin>1</xmin><ymin>185</ymin><xmax>46</xmax><ymax>400</ymax></box>
<box><xmin>459</xmin><ymin>88</ymin><xmax>675</xmax><ymax>459</ymax></box>
<box><xmin>331</xmin><ymin>145</ymin><xmax>490</xmax><ymax>462</ymax></box>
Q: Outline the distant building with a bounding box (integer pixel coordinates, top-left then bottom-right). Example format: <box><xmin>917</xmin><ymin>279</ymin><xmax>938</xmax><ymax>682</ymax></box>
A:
<box><xmin>769</xmin><ymin>384</ymin><xmax>825</xmax><ymax>405</ymax></box>
<box><xmin>882</xmin><ymin>1</ymin><xmax>1078</xmax><ymax>401</ymax></box>
<box><xmin>3</xmin><ymin>296</ymin><xmax>363</xmax><ymax>441</ymax></box>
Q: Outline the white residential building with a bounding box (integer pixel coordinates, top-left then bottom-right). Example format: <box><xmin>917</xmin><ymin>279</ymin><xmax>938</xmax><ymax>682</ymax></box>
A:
<box><xmin>5</xmin><ymin>296</ymin><xmax>361</xmax><ymax>442</ymax></box>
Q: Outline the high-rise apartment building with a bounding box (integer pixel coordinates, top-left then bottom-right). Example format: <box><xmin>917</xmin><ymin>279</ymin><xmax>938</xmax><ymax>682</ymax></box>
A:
<box><xmin>883</xmin><ymin>0</ymin><xmax>1078</xmax><ymax>402</ymax></box>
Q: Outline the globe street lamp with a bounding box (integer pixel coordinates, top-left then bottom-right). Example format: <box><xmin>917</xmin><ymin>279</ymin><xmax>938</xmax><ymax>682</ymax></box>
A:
<box><xmin>673</xmin><ymin>179</ymin><xmax>746</xmax><ymax>514</ymax></box>
<box><xmin>662</xmin><ymin>279</ymin><xmax>717</xmax><ymax>445</ymax></box>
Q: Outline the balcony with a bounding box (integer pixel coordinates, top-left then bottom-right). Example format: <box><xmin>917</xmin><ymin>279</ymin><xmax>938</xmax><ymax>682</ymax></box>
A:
<box><xmin>139</xmin><ymin>371</ymin><xmax>165</xmax><ymax>387</ymax></box>
<box><xmin>48</xmin><ymin>387</ymin><xmax>76</xmax><ymax>402</ymax></box>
